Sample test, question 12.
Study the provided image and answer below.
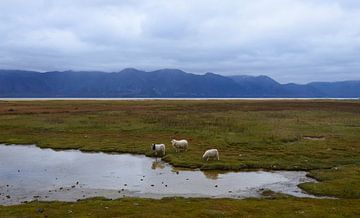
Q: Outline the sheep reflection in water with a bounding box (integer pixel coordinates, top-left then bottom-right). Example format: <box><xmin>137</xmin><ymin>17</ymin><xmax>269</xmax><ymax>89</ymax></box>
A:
<box><xmin>202</xmin><ymin>170</ymin><xmax>220</xmax><ymax>180</ymax></box>
<box><xmin>151</xmin><ymin>160</ymin><xmax>165</xmax><ymax>170</ymax></box>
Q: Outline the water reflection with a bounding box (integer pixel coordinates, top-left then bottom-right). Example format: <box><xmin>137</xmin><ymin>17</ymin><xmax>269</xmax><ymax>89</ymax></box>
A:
<box><xmin>0</xmin><ymin>144</ymin><xmax>317</xmax><ymax>205</ymax></box>
<box><xmin>151</xmin><ymin>160</ymin><xmax>165</xmax><ymax>170</ymax></box>
<box><xmin>202</xmin><ymin>171</ymin><xmax>219</xmax><ymax>180</ymax></box>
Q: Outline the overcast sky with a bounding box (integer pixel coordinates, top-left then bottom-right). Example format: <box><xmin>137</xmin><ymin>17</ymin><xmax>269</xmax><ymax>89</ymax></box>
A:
<box><xmin>0</xmin><ymin>0</ymin><xmax>359</xmax><ymax>83</ymax></box>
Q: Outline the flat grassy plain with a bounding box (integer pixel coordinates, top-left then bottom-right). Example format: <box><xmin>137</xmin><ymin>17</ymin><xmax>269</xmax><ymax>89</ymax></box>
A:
<box><xmin>0</xmin><ymin>100</ymin><xmax>359</xmax><ymax>217</ymax></box>
<box><xmin>1</xmin><ymin>197</ymin><xmax>360</xmax><ymax>217</ymax></box>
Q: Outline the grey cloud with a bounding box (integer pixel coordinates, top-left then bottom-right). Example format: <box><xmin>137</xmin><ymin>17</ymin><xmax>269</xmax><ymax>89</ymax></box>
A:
<box><xmin>0</xmin><ymin>0</ymin><xmax>359</xmax><ymax>83</ymax></box>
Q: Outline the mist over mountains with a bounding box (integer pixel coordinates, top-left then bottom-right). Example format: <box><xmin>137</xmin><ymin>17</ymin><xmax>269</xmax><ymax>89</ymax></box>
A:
<box><xmin>0</xmin><ymin>69</ymin><xmax>359</xmax><ymax>98</ymax></box>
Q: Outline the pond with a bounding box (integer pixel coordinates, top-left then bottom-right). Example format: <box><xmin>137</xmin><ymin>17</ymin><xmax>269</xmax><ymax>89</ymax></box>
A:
<box><xmin>0</xmin><ymin>144</ymin><xmax>317</xmax><ymax>205</ymax></box>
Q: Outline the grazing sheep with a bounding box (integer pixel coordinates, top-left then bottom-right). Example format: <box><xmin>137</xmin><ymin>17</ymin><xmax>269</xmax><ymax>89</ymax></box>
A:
<box><xmin>151</xmin><ymin>144</ymin><xmax>166</xmax><ymax>156</ymax></box>
<box><xmin>202</xmin><ymin>149</ymin><xmax>219</xmax><ymax>161</ymax></box>
<box><xmin>171</xmin><ymin>139</ymin><xmax>188</xmax><ymax>152</ymax></box>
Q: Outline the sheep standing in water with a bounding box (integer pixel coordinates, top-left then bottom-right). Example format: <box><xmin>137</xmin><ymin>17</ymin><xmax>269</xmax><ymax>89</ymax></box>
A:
<box><xmin>151</xmin><ymin>144</ymin><xmax>166</xmax><ymax>156</ymax></box>
<box><xmin>202</xmin><ymin>149</ymin><xmax>219</xmax><ymax>161</ymax></box>
<box><xmin>171</xmin><ymin>139</ymin><xmax>188</xmax><ymax>152</ymax></box>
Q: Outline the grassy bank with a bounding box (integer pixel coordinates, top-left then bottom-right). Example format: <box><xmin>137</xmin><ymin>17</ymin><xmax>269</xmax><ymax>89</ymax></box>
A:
<box><xmin>0</xmin><ymin>100</ymin><xmax>359</xmax><ymax>216</ymax></box>
<box><xmin>299</xmin><ymin>164</ymin><xmax>360</xmax><ymax>199</ymax></box>
<box><xmin>0</xmin><ymin>100</ymin><xmax>359</xmax><ymax>170</ymax></box>
<box><xmin>1</xmin><ymin>197</ymin><xmax>360</xmax><ymax>217</ymax></box>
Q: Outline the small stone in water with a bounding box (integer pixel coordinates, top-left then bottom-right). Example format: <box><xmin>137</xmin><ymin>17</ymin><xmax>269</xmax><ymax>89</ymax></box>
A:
<box><xmin>124</xmin><ymin>184</ymin><xmax>127</xmax><ymax>186</ymax></box>
<box><xmin>151</xmin><ymin>184</ymin><xmax>154</xmax><ymax>187</ymax></box>
<box><xmin>214</xmin><ymin>185</ymin><xmax>218</xmax><ymax>188</ymax></box>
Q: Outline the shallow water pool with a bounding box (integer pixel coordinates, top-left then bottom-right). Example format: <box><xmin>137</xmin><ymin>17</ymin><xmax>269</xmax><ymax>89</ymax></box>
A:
<box><xmin>0</xmin><ymin>144</ymin><xmax>317</xmax><ymax>205</ymax></box>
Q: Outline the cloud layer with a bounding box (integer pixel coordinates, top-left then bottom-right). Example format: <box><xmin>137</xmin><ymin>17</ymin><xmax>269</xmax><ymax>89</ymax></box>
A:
<box><xmin>0</xmin><ymin>0</ymin><xmax>359</xmax><ymax>83</ymax></box>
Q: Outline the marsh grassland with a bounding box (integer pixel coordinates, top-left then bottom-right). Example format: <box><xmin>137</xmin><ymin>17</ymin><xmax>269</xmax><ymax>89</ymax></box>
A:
<box><xmin>0</xmin><ymin>100</ymin><xmax>359</xmax><ymax>217</ymax></box>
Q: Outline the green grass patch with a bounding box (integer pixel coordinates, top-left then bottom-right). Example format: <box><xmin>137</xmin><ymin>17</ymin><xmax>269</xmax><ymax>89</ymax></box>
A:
<box><xmin>300</xmin><ymin>164</ymin><xmax>360</xmax><ymax>199</ymax></box>
<box><xmin>1</xmin><ymin>197</ymin><xmax>360</xmax><ymax>217</ymax></box>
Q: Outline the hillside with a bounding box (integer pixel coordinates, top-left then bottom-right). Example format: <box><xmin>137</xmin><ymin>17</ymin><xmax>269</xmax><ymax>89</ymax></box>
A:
<box><xmin>0</xmin><ymin>69</ymin><xmax>359</xmax><ymax>98</ymax></box>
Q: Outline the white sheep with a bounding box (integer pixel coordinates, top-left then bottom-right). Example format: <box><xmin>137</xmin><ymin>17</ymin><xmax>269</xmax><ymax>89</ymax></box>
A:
<box><xmin>151</xmin><ymin>143</ymin><xmax>166</xmax><ymax>156</ymax></box>
<box><xmin>202</xmin><ymin>149</ymin><xmax>219</xmax><ymax>161</ymax></box>
<box><xmin>171</xmin><ymin>139</ymin><xmax>188</xmax><ymax>152</ymax></box>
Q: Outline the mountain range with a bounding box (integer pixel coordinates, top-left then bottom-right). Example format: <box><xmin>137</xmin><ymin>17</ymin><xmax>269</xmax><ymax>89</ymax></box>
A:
<box><xmin>0</xmin><ymin>69</ymin><xmax>359</xmax><ymax>98</ymax></box>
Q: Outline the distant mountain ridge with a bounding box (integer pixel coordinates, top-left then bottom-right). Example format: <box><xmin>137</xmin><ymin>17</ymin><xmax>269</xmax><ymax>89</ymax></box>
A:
<box><xmin>0</xmin><ymin>69</ymin><xmax>359</xmax><ymax>98</ymax></box>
